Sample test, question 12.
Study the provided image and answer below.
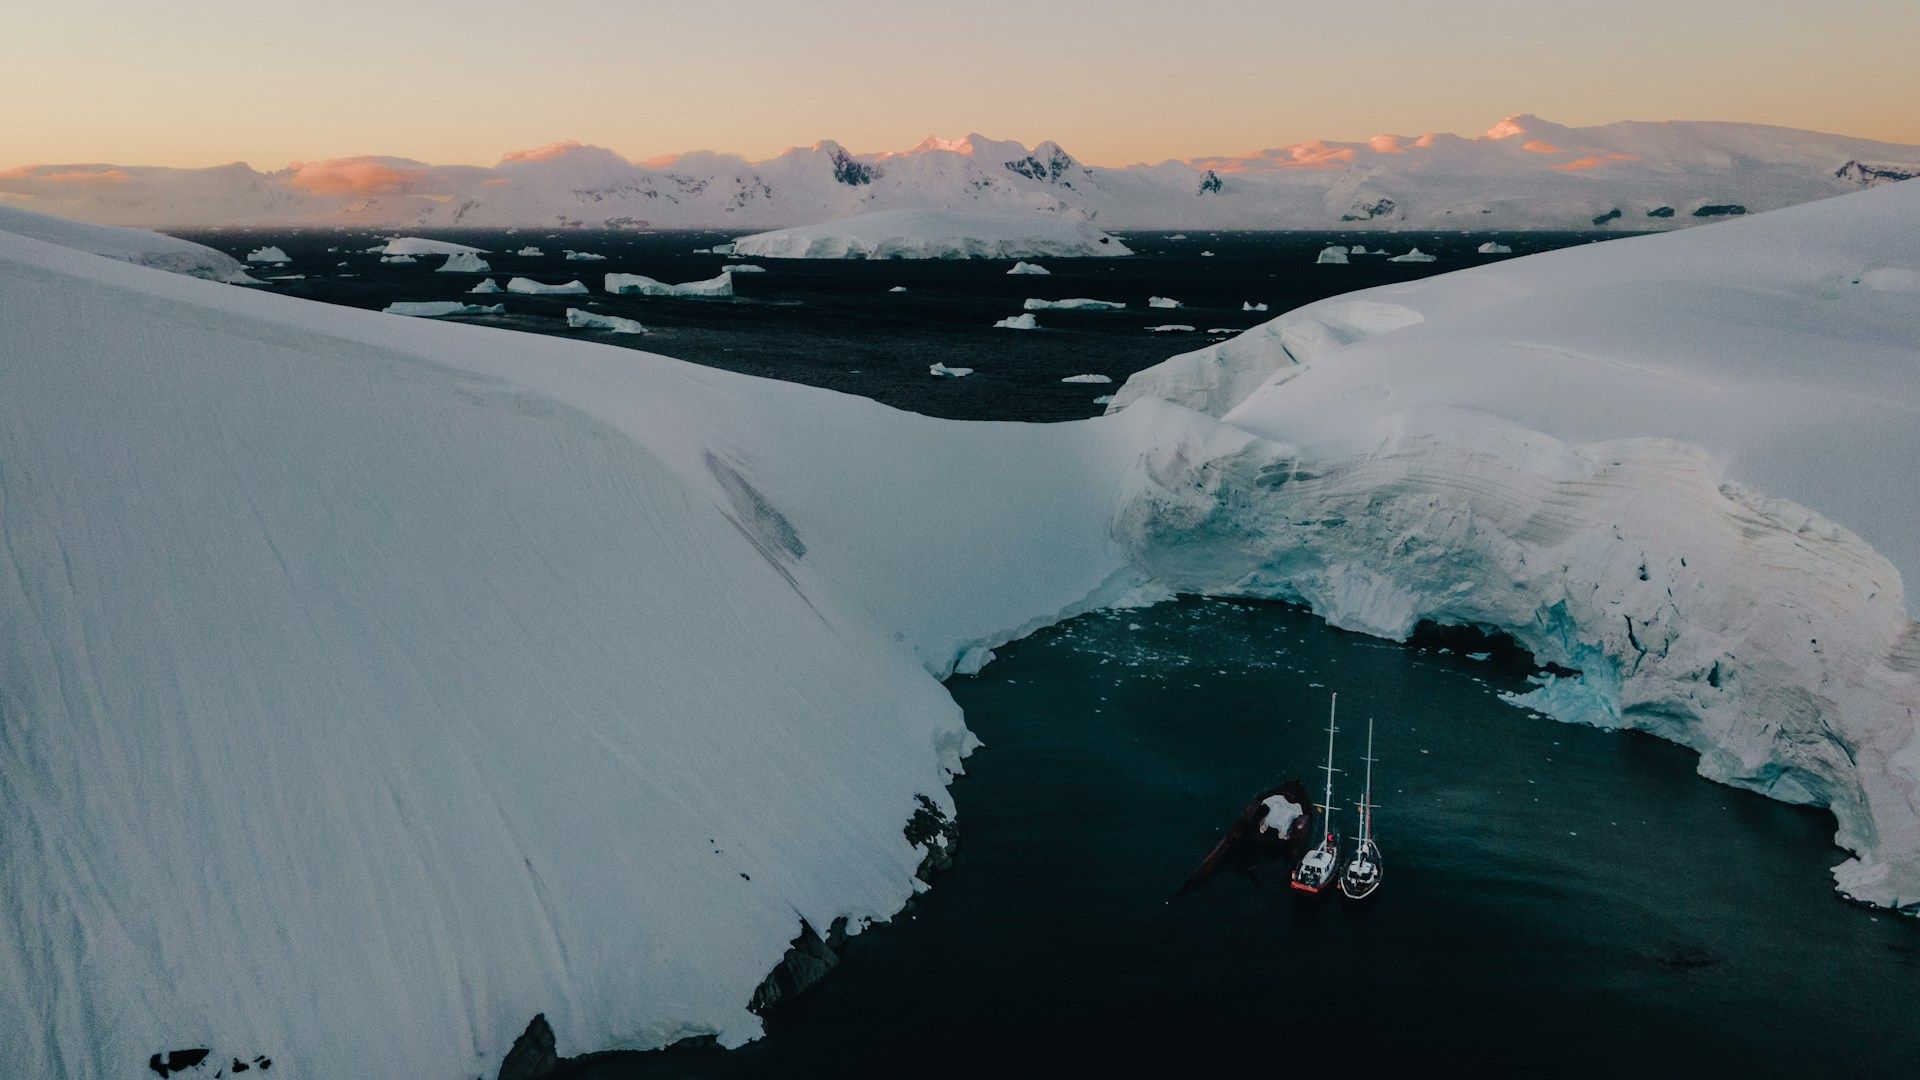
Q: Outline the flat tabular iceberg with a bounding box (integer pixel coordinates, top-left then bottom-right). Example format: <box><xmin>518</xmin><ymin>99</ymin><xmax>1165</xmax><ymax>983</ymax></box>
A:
<box><xmin>929</xmin><ymin>361</ymin><xmax>974</xmax><ymax>376</ymax></box>
<box><xmin>565</xmin><ymin>250</ymin><xmax>606</xmax><ymax>261</ymax></box>
<box><xmin>1148</xmin><ymin>296</ymin><xmax>1181</xmax><ymax>308</ymax></box>
<box><xmin>731</xmin><ymin>209</ymin><xmax>1132</xmax><ymax>260</ymax></box>
<box><xmin>605</xmin><ymin>272</ymin><xmax>734</xmax><ymax>297</ymax></box>
<box><xmin>1061</xmin><ymin>374</ymin><xmax>1112</xmax><ymax>384</ymax></box>
<box><xmin>508</xmin><ymin>276</ymin><xmax>590</xmax><ymax>295</ymax></box>
<box><xmin>437</xmin><ymin>251</ymin><xmax>491</xmax><ymax>273</ymax></box>
<box><xmin>1023</xmin><ymin>297</ymin><xmax>1125</xmax><ymax>311</ymax></box>
<box><xmin>379</xmin><ymin>237</ymin><xmax>488</xmax><ymax>257</ymax></box>
<box><xmin>993</xmin><ymin>313</ymin><xmax>1039</xmax><ymax>330</ymax></box>
<box><xmin>515</xmin><ymin>246</ymin><xmax>544</xmax><ymax>256</ymax></box>
<box><xmin>566</xmin><ymin>307</ymin><xmax>647</xmax><ymax>334</ymax></box>
<box><xmin>380</xmin><ymin>254</ymin><xmax>417</xmax><ymax>264</ymax></box>
<box><xmin>383</xmin><ymin>300</ymin><xmax>505</xmax><ymax>317</ymax></box>
<box><xmin>722</xmin><ymin>263</ymin><xmax>766</xmax><ymax>273</ymax></box>
<box><xmin>1007</xmin><ymin>261</ymin><xmax>1050</xmax><ymax>275</ymax></box>
<box><xmin>1148</xmin><ymin>323</ymin><xmax>1196</xmax><ymax>332</ymax></box>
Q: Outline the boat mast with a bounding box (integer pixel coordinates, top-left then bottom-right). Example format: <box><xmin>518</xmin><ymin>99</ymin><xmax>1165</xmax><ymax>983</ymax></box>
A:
<box><xmin>1357</xmin><ymin>718</ymin><xmax>1376</xmax><ymax>845</ymax></box>
<box><xmin>1319</xmin><ymin>694</ymin><xmax>1339</xmax><ymax>840</ymax></box>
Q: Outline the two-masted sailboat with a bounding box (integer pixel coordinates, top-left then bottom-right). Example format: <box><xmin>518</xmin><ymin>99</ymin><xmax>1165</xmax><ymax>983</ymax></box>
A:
<box><xmin>1339</xmin><ymin>717</ymin><xmax>1383</xmax><ymax>900</ymax></box>
<box><xmin>1288</xmin><ymin>694</ymin><xmax>1342</xmax><ymax>894</ymax></box>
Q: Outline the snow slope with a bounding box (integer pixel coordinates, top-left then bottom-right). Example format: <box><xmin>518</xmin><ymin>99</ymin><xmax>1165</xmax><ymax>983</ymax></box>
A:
<box><xmin>4</xmin><ymin>116</ymin><xmax>1916</xmax><ymax>231</ymax></box>
<box><xmin>0</xmin><ymin>222</ymin><xmax>1168</xmax><ymax>1078</ymax></box>
<box><xmin>730</xmin><ymin>209</ymin><xmax>1131</xmax><ymax>260</ymax></box>
<box><xmin>1110</xmin><ymin>180</ymin><xmax>1920</xmax><ymax>909</ymax></box>
<box><xmin>0</xmin><ymin>205</ymin><xmax>252</xmax><ymax>282</ymax></box>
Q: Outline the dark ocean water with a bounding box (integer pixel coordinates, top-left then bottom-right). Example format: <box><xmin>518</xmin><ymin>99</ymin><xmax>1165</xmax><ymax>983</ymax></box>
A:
<box><xmin>570</xmin><ymin>601</ymin><xmax>1918</xmax><ymax>1079</ymax></box>
<box><xmin>173</xmin><ymin>228</ymin><xmax>1919</xmax><ymax>1076</ymax></box>
<box><xmin>177</xmin><ymin>226</ymin><xmax>1599</xmax><ymax>422</ymax></box>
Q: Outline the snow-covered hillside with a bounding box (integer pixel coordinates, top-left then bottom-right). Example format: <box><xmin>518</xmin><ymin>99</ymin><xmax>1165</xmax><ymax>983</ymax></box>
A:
<box><xmin>1110</xmin><ymin>178</ymin><xmax>1920</xmax><ymax>911</ymax></box>
<box><xmin>0</xmin><ymin>204</ymin><xmax>254</xmax><ymax>281</ymax></box>
<box><xmin>731</xmin><ymin>209</ymin><xmax>1131</xmax><ymax>259</ymax></box>
<box><xmin>4</xmin><ymin>115</ymin><xmax>1915</xmax><ymax>231</ymax></box>
<box><xmin>3</xmin><ymin>182</ymin><xmax>1917</xmax><ymax>1078</ymax></box>
<box><xmin>0</xmin><ymin>218</ymin><xmax>1170</xmax><ymax>1079</ymax></box>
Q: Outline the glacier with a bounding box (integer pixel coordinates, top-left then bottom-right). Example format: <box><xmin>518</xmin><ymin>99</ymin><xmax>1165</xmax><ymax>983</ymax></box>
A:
<box><xmin>730</xmin><ymin>209</ymin><xmax>1132</xmax><ymax>260</ymax></box>
<box><xmin>0</xmin><ymin>205</ymin><xmax>253</xmax><ymax>283</ymax></box>
<box><xmin>2</xmin><ymin>179</ymin><xmax>1918</xmax><ymax>1078</ymax></box>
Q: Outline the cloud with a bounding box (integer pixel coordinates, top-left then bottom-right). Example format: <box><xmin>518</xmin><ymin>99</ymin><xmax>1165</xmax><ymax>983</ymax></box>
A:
<box><xmin>1553</xmin><ymin>152</ymin><xmax>1639</xmax><ymax>171</ymax></box>
<box><xmin>285</xmin><ymin>158</ymin><xmax>430</xmax><ymax>196</ymax></box>
<box><xmin>1521</xmin><ymin>139</ymin><xmax>1563</xmax><ymax>154</ymax></box>
<box><xmin>0</xmin><ymin>165</ymin><xmax>131</xmax><ymax>184</ymax></box>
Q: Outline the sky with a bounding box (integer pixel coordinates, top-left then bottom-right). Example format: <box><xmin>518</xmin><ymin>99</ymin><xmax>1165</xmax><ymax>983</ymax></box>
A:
<box><xmin>4</xmin><ymin>0</ymin><xmax>1918</xmax><ymax>170</ymax></box>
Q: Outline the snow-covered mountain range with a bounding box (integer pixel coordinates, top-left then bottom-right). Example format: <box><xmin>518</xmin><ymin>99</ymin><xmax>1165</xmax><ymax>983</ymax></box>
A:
<box><xmin>4</xmin><ymin>115</ymin><xmax>1917</xmax><ymax>231</ymax></box>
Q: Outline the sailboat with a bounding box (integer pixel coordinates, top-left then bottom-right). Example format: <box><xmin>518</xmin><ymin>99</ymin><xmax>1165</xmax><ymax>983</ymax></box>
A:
<box><xmin>1289</xmin><ymin>694</ymin><xmax>1341</xmax><ymax>894</ymax></box>
<box><xmin>1340</xmin><ymin>717</ymin><xmax>1382</xmax><ymax>900</ymax></box>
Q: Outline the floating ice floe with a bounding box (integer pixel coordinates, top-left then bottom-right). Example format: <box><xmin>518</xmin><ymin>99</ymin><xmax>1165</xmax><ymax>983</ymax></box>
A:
<box><xmin>1388</xmin><ymin>248</ymin><xmax>1437</xmax><ymax>262</ymax></box>
<box><xmin>1243</xmin><ymin>301</ymin><xmax>1269</xmax><ymax>312</ymax></box>
<box><xmin>515</xmin><ymin>246</ymin><xmax>544</xmax><ymax>256</ymax></box>
<box><xmin>266</xmin><ymin>274</ymin><xmax>304</xmax><ymax>281</ymax></box>
<box><xmin>604</xmin><ymin>272</ymin><xmax>734</xmax><ymax>298</ymax></box>
<box><xmin>1167</xmin><ymin>233</ymin><xmax>1188</xmax><ymax>240</ymax></box>
<box><xmin>1007</xmin><ymin>261</ymin><xmax>1050</xmax><ymax>275</ymax></box>
<box><xmin>1147</xmin><ymin>324</ymin><xmax>1196</xmax><ymax>332</ymax></box>
<box><xmin>382</xmin><ymin>300</ymin><xmax>505</xmax><ymax>317</ymax></box>
<box><xmin>438</xmin><ymin>252</ymin><xmax>491</xmax><ymax>273</ymax></box>
<box><xmin>721</xmin><ymin>263</ymin><xmax>766</xmax><ymax>273</ymax></box>
<box><xmin>888</xmin><ymin>285</ymin><xmax>908</xmax><ymax>292</ymax></box>
<box><xmin>1206</xmin><ymin>328</ymin><xmax>1237</xmax><ymax>334</ymax></box>
<box><xmin>565</xmin><ymin>251</ymin><xmax>607</xmax><ymax>261</ymax></box>
<box><xmin>1023</xmin><ymin>297</ymin><xmax>1125</xmax><ymax>311</ymax></box>
<box><xmin>566</xmin><ymin>308</ymin><xmax>647</xmax><ymax>334</ymax></box>
<box><xmin>246</xmin><ymin>246</ymin><xmax>290</xmax><ymax>264</ymax></box>
<box><xmin>469</xmin><ymin>278</ymin><xmax>504</xmax><ymax>294</ymax></box>
<box><xmin>1316</xmin><ymin>246</ymin><xmax>1350</xmax><ymax>265</ymax></box>
<box><xmin>1200</xmin><ymin>250</ymin><xmax>1215</xmax><ymax>257</ymax></box>
<box><xmin>1060</xmin><ymin>374</ymin><xmax>1112</xmax><ymax>384</ymax></box>
<box><xmin>381</xmin><ymin>255</ymin><xmax>418</xmax><ymax>264</ymax></box>
<box><xmin>1092</xmin><ymin>394</ymin><xmax>1115</xmax><ymax>404</ymax></box>
<box><xmin>378</xmin><ymin>237</ymin><xmax>488</xmax><ymax>257</ymax></box>
<box><xmin>507</xmin><ymin>277</ymin><xmax>589</xmax><ymax>295</ymax></box>
<box><xmin>993</xmin><ymin>313</ymin><xmax>1040</xmax><ymax>330</ymax></box>
<box><xmin>1148</xmin><ymin>296</ymin><xmax>1181</xmax><ymax>309</ymax></box>
<box><xmin>1478</xmin><ymin>241</ymin><xmax>1514</xmax><ymax>254</ymax></box>
<box><xmin>928</xmin><ymin>361</ymin><xmax>973</xmax><ymax>376</ymax></box>
<box><xmin>732</xmin><ymin>209</ymin><xmax>1131</xmax><ymax>260</ymax></box>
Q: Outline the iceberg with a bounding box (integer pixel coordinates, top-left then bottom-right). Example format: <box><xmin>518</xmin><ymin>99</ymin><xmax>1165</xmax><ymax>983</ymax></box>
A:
<box><xmin>1148</xmin><ymin>296</ymin><xmax>1181</xmax><ymax>308</ymax></box>
<box><xmin>1200</xmin><ymin>250</ymin><xmax>1216</xmax><ymax>257</ymax></box>
<box><xmin>722</xmin><ymin>263</ymin><xmax>767</xmax><ymax>273</ymax></box>
<box><xmin>1478</xmin><ymin>241</ymin><xmax>1514</xmax><ymax>254</ymax></box>
<box><xmin>731</xmin><ymin>209</ymin><xmax>1132</xmax><ymax>260</ymax></box>
<box><xmin>888</xmin><ymin>285</ymin><xmax>908</xmax><ymax>292</ymax></box>
<box><xmin>1315</xmin><ymin>245</ymin><xmax>1350</xmax><ymax>264</ymax></box>
<box><xmin>507</xmin><ymin>276</ymin><xmax>590</xmax><ymax>295</ymax></box>
<box><xmin>993</xmin><ymin>313</ymin><xmax>1040</xmax><ymax>330</ymax></box>
<box><xmin>380</xmin><ymin>254</ymin><xmax>418</xmax><ymax>264</ymax></box>
<box><xmin>379</xmin><ymin>237</ymin><xmax>488</xmax><ymax>257</ymax></box>
<box><xmin>516</xmin><ymin>246</ymin><xmax>544</xmax><ymax>256</ymax></box>
<box><xmin>1023</xmin><ymin>297</ymin><xmax>1125</xmax><ymax>311</ymax></box>
<box><xmin>382</xmin><ymin>300</ymin><xmax>505</xmax><ymax>317</ymax></box>
<box><xmin>1387</xmin><ymin>247</ymin><xmax>1437</xmax><ymax>262</ymax></box>
<box><xmin>565</xmin><ymin>250</ymin><xmax>607</xmax><ymax>261</ymax></box>
<box><xmin>1148</xmin><ymin>324</ymin><xmax>1196</xmax><ymax>332</ymax></box>
<box><xmin>605</xmin><ymin>271</ymin><xmax>734</xmax><ymax>298</ymax></box>
<box><xmin>469</xmin><ymin>277</ymin><xmax>504</xmax><ymax>294</ymax></box>
<box><xmin>1243</xmin><ymin>301</ymin><xmax>1269</xmax><ymax>312</ymax></box>
<box><xmin>1061</xmin><ymin>374</ymin><xmax>1112</xmax><ymax>384</ymax></box>
<box><xmin>1007</xmin><ymin>261</ymin><xmax>1050</xmax><ymax>275</ymax></box>
<box><xmin>928</xmin><ymin>361</ymin><xmax>974</xmax><ymax>376</ymax></box>
<box><xmin>566</xmin><ymin>307</ymin><xmax>647</xmax><ymax>334</ymax></box>
<box><xmin>437</xmin><ymin>251</ymin><xmax>491</xmax><ymax>273</ymax></box>
<box><xmin>246</xmin><ymin>246</ymin><xmax>289</xmax><ymax>264</ymax></box>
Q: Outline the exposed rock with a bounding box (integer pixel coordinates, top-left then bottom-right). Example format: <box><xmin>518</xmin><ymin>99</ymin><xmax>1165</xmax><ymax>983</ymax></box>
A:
<box><xmin>1592</xmin><ymin>208</ymin><xmax>1623</xmax><ymax>226</ymax></box>
<box><xmin>1693</xmin><ymin>204</ymin><xmax>1748</xmax><ymax>217</ymax></box>
<box><xmin>498</xmin><ymin>1013</ymin><xmax>560</xmax><ymax>1080</ymax></box>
